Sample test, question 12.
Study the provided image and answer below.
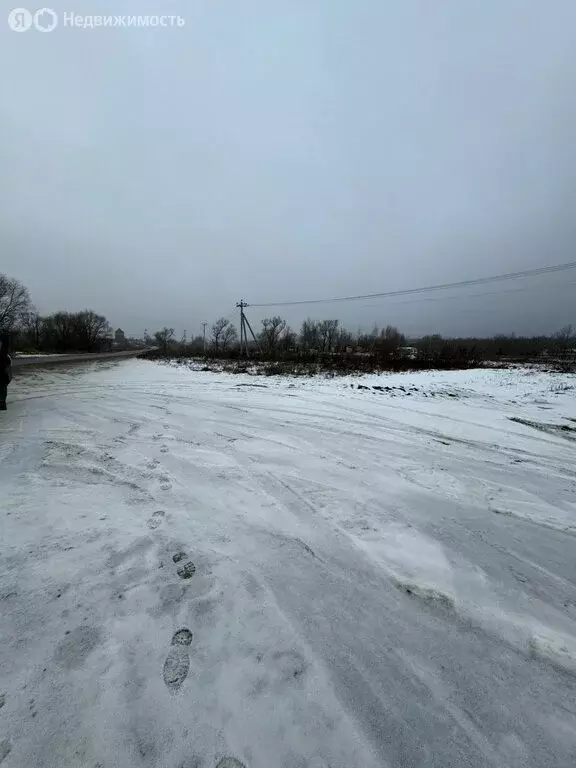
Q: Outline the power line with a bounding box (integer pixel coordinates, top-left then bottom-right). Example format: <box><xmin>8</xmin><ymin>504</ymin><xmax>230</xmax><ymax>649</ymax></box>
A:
<box><xmin>249</xmin><ymin>260</ymin><xmax>576</xmax><ymax>309</ymax></box>
<box><xmin>219</xmin><ymin>308</ymin><xmax>239</xmax><ymax>323</ymax></box>
<box><xmin>358</xmin><ymin>278</ymin><xmax>576</xmax><ymax>309</ymax></box>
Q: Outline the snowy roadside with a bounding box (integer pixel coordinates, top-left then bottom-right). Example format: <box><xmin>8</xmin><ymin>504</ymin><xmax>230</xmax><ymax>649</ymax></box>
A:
<box><xmin>1</xmin><ymin>359</ymin><xmax>575</xmax><ymax>767</ymax></box>
<box><xmin>11</xmin><ymin>350</ymin><xmax>150</xmax><ymax>369</ymax></box>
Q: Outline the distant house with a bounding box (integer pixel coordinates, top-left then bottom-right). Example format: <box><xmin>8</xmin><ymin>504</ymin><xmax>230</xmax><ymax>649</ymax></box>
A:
<box><xmin>114</xmin><ymin>328</ymin><xmax>127</xmax><ymax>349</ymax></box>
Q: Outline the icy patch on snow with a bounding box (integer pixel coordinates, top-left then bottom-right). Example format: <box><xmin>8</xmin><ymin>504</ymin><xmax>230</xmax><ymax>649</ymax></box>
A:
<box><xmin>351</xmin><ymin>523</ymin><xmax>457</xmax><ymax>596</ymax></box>
<box><xmin>351</xmin><ymin>522</ymin><xmax>576</xmax><ymax>676</ymax></box>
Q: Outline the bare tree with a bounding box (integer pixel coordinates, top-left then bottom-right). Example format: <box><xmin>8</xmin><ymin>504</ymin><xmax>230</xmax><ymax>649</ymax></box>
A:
<box><xmin>553</xmin><ymin>325</ymin><xmax>574</xmax><ymax>355</ymax></box>
<box><xmin>220</xmin><ymin>322</ymin><xmax>238</xmax><ymax>352</ymax></box>
<box><xmin>0</xmin><ymin>273</ymin><xmax>32</xmax><ymax>331</ymax></box>
<box><xmin>337</xmin><ymin>328</ymin><xmax>354</xmax><ymax>349</ymax></box>
<box><xmin>299</xmin><ymin>319</ymin><xmax>320</xmax><ymax>351</ymax></box>
<box><xmin>259</xmin><ymin>316</ymin><xmax>287</xmax><ymax>356</ymax></box>
<box><xmin>318</xmin><ymin>319</ymin><xmax>339</xmax><ymax>352</ymax></box>
<box><xmin>41</xmin><ymin>310</ymin><xmax>111</xmax><ymax>352</ymax></box>
<box><xmin>75</xmin><ymin>310</ymin><xmax>111</xmax><ymax>351</ymax></box>
<box><xmin>42</xmin><ymin>312</ymin><xmax>75</xmax><ymax>351</ymax></box>
<box><xmin>211</xmin><ymin>317</ymin><xmax>233</xmax><ymax>352</ymax></box>
<box><xmin>419</xmin><ymin>334</ymin><xmax>443</xmax><ymax>358</ymax></box>
<box><xmin>377</xmin><ymin>325</ymin><xmax>405</xmax><ymax>355</ymax></box>
<box><xmin>21</xmin><ymin>311</ymin><xmax>43</xmax><ymax>349</ymax></box>
<box><xmin>553</xmin><ymin>324</ymin><xmax>573</xmax><ymax>341</ymax></box>
<box><xmin>189</xmin><ymin>335</ymin><xmax>205</xmax><ymax>353</ymax></box>
<box><xmin>154</xmin><ymin>327</ymin><xmax>175</xmax><ymax>353</ymax></box>
<box><xmin>279</xmin><ymin>326</ymin><xmax>296</xmax><ymax>354</ymax></box>
<box><xmin>358</xmin><ymin>325</ymin><xmax>379</xmax><ymax>352</ymax></box>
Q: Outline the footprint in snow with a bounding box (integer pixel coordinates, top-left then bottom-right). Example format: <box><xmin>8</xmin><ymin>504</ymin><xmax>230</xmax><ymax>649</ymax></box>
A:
<box><xmin>215</xmin><ymin>759</ymin><xmax>246</xmax><ymax>768</ymax></box>
<box><xmin>163</xmin><ymin>628</ymin><xmax>193</xmax><ymax>690</ymax></box>
<box><xmin>147</xmin><ymin>510</ymin><xmax>165</xmax><ymax>529</ymax></box>
<box><xmin>160</xmin><ymin>446</ymin><xmax>169</xmax><ymax>453</ymax></box>
<box><xmin>172</xmin><ymin>551</ymin><xmax>196</xmax><ymax>579</ymax></box>
<box><xmin>0</xmin><ymin>740</ymin><xmax>11</xmax><ymax>764</ymax></box>
<box><xmin>160</xmin><ymin>474</ymin><xmax>172</xmax><ymax>491</ymax></box>
<box><xmin>177</xmin><ymin>560</ymin><xmax>196</xmax><ymax>579</ymax></box>
<box><xmin>177</xmin><ymin>562</ymin><xmax>196</xmax><ymax>579</ymax></box>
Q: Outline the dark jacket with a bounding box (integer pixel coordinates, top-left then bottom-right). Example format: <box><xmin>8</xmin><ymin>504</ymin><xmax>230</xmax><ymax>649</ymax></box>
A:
<box><xmin>0</xmin><ymin>354</ymin><xmax>12</xmax><ymax>385</ymax></box>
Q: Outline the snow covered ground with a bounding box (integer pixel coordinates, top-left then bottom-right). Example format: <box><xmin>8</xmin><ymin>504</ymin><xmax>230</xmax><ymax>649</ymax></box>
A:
<box><xmin>1</xmin><ymin>360</ymin><xmax>575</xmax><ymax>768</ymax></box>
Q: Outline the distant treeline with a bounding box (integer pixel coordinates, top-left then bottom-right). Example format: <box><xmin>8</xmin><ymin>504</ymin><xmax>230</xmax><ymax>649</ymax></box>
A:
<box><xmin>147</xmin><ymin>316</ymin><xmax>576</xmax><ymax>371</ymax></box>
<box><xmin>2</xmin><ymin>271</ymin><xmax>574</xmax><ymax>364</ymax></box>
<box><xmin>0</xmin><ymin>272</ymin><xmax>127</xmax><ymax>353</ymax></box>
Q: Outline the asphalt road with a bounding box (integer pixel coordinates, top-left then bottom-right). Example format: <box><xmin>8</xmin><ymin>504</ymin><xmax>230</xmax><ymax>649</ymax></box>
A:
<box><xmin>12</xmin><ymin>349</ymin><xmax>154</xmax><ymax>369</ymax></box>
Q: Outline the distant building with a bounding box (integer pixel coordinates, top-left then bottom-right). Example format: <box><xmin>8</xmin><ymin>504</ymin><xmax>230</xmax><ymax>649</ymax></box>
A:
<box><xmin>398</xmin><ymin>346</ymin><xmax>418</xmax><ymax>360</ymax></box>
<box><xmin>114</xmin><ymin>328</ymin><xmax>126</xmax><ymax>347</ymax></box>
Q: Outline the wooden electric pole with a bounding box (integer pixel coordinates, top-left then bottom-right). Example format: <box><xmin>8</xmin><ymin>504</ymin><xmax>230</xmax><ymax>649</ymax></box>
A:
<box><xmin>236</xmin><ymin>300</ymin><xmax>260</xmax><ymax>357</ymax></box>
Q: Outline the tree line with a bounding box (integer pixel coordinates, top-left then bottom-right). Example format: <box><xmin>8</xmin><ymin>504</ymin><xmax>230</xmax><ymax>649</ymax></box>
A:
<box><xmin>148</xmin><ymin>316</ymin><xmax>405</xmax><ymax>357</ymax></box>
<box><xmin>149</xmin><ymin>313</ymin><xmax>575</xmax><ymax>367</ymax></box>
<box><xmin>1</xmin><ymin>272</ymin><xmax>115</xmax><ymax>353</ymax></box>
<box><xmin>2</xmin><ymin>270</ymin><xmax>574</xmax><ymax>363</ymax></box>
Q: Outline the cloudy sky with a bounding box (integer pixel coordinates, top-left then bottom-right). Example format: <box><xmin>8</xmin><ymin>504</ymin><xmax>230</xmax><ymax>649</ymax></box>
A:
<box><xmin>2</xmin><ymin>0</ymin><xmax>575</xmax><ymax>338</ymax></box>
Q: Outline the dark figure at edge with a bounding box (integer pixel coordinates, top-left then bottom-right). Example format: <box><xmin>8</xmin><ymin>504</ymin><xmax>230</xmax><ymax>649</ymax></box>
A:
<box><xmin>0</xmin><ymin>335</ymin><xmax>12</xmax><ymax>411</ymax></box>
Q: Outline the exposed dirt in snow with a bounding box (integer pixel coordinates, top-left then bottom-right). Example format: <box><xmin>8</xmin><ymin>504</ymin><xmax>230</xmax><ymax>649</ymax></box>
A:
<box><xmin>1</xmin><ymin>360</ymin><xmax>575</xmax><ymax>767</ymax></box>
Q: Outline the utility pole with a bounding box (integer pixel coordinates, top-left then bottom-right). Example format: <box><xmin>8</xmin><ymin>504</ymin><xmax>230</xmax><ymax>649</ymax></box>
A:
<box><xmin>236</xmin><ymin>300</ymin><xmax>260</xmax><ymax>357</ymax></box>
<box><xmin>201</xmin><ymin>322</ymin><xmax>207</xmax><ymax>353</ymax></box>
<box><xmin>237</xmin><ymin>301</ymin><xmax>246</xmax><ymax>356</ymax></box>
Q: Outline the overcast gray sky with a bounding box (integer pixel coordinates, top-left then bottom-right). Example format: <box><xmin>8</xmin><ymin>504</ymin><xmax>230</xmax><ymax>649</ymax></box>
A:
<box><xmin>2</xmin><ymin>0</ymin><xmax>575</xmax><ymax>338</ymax></box>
